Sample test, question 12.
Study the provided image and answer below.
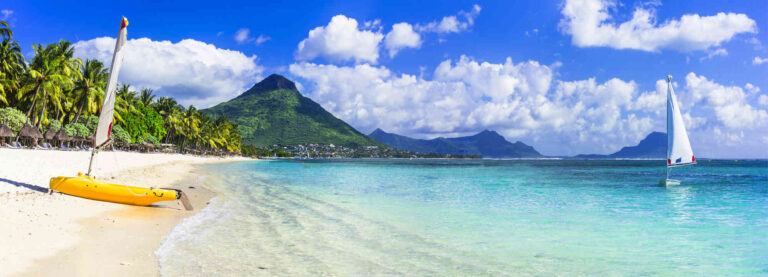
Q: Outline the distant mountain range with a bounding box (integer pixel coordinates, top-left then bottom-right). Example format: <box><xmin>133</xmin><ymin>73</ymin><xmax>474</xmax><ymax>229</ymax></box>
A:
<box><xmin>203</xmin><ymin>74</ymin><xmax>382</xmax><ymax>148</ymax></box>
<box><xmin>574</xmin><ymin>132</ymin><xmax>666</xmax><ymax>159</ymax></box>
<box><xmin>369</xmin><ymin>129</ymin><xmax>542</xmax><ymax>158</ymax></box>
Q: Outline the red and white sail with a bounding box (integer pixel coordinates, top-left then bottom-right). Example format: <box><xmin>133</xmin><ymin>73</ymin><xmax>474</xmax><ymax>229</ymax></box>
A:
<box><xmin>666</xmin><ymin>75</ymin><xmax>695</xmax><ymax>167</ymax></box>
<box><xmin>94</xmin><ymin>16</ymin><xmax>128</xmax><ymax>148</ymax></box>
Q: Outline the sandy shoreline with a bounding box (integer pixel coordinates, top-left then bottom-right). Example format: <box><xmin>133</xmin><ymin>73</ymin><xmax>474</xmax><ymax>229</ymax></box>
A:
<box><xmin>0</xmin><ymin>148</ymin><xmax>251</xmax><ymax>276</ymax></box>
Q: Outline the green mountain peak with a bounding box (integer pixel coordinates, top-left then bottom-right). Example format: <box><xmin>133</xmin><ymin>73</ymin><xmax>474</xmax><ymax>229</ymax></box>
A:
<box><xmin>237</xmin><ymin>74</ymin><xmax>298</xmax><ymax>98</ymax></box>
<box><xmin>203</xmin><ymin>74</ymin><xmax>383</xmax><ymax>148</ymax></box>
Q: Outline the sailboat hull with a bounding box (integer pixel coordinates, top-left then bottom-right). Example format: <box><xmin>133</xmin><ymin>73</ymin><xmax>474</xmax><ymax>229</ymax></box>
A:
<box><xmin>49</xmin><ymin>175</ymin><xmax>180</xmax><ymax>206</ymax></box>
<box><xmin>659</xmin><ymin>179</ymin><xmax>681</xmax><ymax>186</ymax></box>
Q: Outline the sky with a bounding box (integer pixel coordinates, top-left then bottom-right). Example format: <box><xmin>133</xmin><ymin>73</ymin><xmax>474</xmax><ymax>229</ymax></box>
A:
<box><xmin>3</xmin><ymin>0</ymin><xmax>767</xmax><ymax>158</ymax></box>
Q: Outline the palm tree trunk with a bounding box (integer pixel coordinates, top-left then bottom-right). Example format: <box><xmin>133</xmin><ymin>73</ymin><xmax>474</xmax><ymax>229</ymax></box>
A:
<box><xmin>73</xmin><ymin>102</ymin><xmax>85</xmax><ymax>125</ymax></box>
<box><xmin>25</xmin><ymin>84</ymin><xmax>41</xmax><ymax>121</ymax></box>
<box><xmin>37</xmin><ymin>91</ymin><xmax>48</xmax><ymax>129</ymax></box>
<box><xmin>17</xmin><ymin>84</ymin><xmax>41</xmax><ymax>142</ymax></box>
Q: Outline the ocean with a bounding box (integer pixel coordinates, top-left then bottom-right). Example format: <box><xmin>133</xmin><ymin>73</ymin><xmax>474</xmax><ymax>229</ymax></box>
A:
<box><xmin>156</xmin><ymin>159</ymin><xmax>768</xmax><ymax>276</ymax></box>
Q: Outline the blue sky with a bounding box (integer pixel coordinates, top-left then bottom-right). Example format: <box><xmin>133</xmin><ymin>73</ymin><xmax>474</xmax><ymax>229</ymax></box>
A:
<box><xmin>3</xmin><ymin>0</ymin><xmax>767</xmax><ymax>157</ymax></box>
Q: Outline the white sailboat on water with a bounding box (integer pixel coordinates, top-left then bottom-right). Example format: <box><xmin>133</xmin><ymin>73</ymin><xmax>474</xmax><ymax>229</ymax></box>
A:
<box><xmin>660</xmin><ymin>74</ymin><xmax>695</xmax><ymax>186</ymax></box>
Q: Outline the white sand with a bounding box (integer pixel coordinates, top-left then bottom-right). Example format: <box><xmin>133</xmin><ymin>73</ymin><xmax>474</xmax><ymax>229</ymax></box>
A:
<box><xmin>0</xmin><ymin>148</ymin><xmax>250</xmax><ymax>276</ymax></box>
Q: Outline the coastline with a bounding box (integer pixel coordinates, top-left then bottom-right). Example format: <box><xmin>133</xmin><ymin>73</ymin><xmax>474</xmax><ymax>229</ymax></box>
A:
<box><xmin>0</xmin><ymin>148</ymin><xmax>250</xmax><ymax>276</ymax></box>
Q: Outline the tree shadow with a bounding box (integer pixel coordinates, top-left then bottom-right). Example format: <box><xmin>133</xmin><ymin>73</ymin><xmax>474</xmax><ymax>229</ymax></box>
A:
<box><xmin>0</xmin><ymin>178</ymin><xmax>49</xmax><ymax>193</ymax></box>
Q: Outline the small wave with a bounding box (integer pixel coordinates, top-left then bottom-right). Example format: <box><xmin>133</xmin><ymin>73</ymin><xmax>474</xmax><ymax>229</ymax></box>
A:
<box><xmin>155</xmin><ymin>197</ymin><xmax>225</xmax><ymax>275</ymax></box>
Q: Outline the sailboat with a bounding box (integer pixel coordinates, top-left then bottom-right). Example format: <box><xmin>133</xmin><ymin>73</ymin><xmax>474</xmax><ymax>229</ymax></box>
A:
<box><xmin>660</xmin><ymin>74</ymin><xmax>695</xmax><ymax>186</ymax></box>
<box><xmin>49</xmin><ymin>17</ymin><xmax>192</xmax><ymax>210</ymax></box>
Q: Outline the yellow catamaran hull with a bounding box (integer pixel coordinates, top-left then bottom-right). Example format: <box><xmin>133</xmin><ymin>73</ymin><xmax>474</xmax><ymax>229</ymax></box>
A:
<box><xmin>49</xmin><ymin>175</ymin><xmax>188</xmax><ymax>208</ymax></box>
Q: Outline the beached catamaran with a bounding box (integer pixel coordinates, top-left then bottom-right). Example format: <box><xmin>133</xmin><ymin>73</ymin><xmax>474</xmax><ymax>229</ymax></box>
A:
<box><xmin>660</xmin><ymin>74</ymin><xmax>695</xmax><ymax>186</ymax></box>
<box><xmin>49</xmin><ymin>17</ymin><xmax>192</xmax><ymax>210</ymax></box>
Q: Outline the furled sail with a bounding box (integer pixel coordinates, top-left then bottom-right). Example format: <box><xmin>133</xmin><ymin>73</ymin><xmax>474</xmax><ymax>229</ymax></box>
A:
<box><xmin>94</xmin><ymin>17</ymin><xmax>128</xmax><ymax>148</ymax></box>
<box><xmin>666</xmin><ymin>75</ymin><xmax>695</xmax><ymax>167</ymax></box>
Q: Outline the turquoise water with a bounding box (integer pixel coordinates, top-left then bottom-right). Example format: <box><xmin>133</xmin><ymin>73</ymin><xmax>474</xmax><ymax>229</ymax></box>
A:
<box><xmin>157</xmin><ymin>159</ymin><xmax>768</xmax><ymax>276</ymax></box>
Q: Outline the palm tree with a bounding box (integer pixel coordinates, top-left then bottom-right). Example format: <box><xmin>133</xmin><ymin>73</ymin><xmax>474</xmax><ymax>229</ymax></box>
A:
<box><xmin>139</xmin><ymin>88</ymin><xmax>156</xmax><ymax>107</ymax></box>
<box><xmin>23</xmin><ymin>41</ymin><xmax>82</xmax><ymax>128</ymax></box>
<box><xmin>0</xmin><ymin>39</ymin><xmax>25</xmax><ymax>106</ymax></box>
<box><xmin>116</xmin><ymin>83</ymin><xmax>137</xmax><ymax>105</ymax></box>
<box><xmin>180</xmin><ymin>105</ymin><xmax>201</xmax><ymax>151</ymax></box>
<box><xmin>21</xmin><ymin>43</ymin><xmax>73</xmax><ymax>127</ymax></box>
<box><xmin>0</xmin><ymin>21</ymin><xmax>11</xmax><ymax>41</ymax></box>
<box><xmin>71</xmin><ymin>59</ymin><xmax>108</xmax><ymax>124</ymax></box>
<box><xmin>154</xmin><ymin>97</ymin><xmax>179</xmax><ymax>116</ymax></box>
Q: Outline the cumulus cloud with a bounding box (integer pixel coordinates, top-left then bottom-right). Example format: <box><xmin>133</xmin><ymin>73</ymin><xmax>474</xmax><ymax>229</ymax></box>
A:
<box><xmin>416</xmin><ymin>4</ymin><xmax>482</xmax><ymax>34</ymax></box>
<box><xmin>684</xmin><ymin>73</ymin><xmax>768</xmax><ymax>129</ymax></box>
<box><xmin>74</xmin><ymin>37</ymin><xmax>263</xmax><ymax>108</ymax></box>
<box><xmin>296</xmin><ymin>15</ymin><xmax>384</xmax><ymax>63</ymax></box>
<box><xmin>384</xmin><ymin>23</ymin><xmax>422</xmax><ymax>58</ymax></box>
<box><xmin>560</xmin><ymin>0</ymin><xmax>757</xmax><ymax>52</ymax></box>
<box><xmin>291</xmin><ymin>55</ymin><xmax>768</xmax><ymax>157</ymax></box>
<box><xmin>753</xmin><ymin>56</ymin><xmax>768</xmax><ymax>65</ymax></box>
<box><xmin>290</xmin><ymin>56</ymin><xmax>660</xmax><ymax>155</ymax></box>
<box><xmin>234</xmin><ymin>28</ymin><xmax>270</xmax><ymax>45</ymax></box>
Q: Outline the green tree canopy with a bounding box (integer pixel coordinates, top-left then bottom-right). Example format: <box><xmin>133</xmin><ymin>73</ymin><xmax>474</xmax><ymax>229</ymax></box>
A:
<box><xmin>0</xmin><ymin>107</ymin><xmax>27</xmax><ymax>131</ymax></box>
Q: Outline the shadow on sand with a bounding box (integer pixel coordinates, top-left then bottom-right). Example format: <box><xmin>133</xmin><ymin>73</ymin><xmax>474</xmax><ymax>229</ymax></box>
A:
<box><xmin>0</xmin><ymin>178</ymin><xmax>49</xmax><ymax>193</ymax></box>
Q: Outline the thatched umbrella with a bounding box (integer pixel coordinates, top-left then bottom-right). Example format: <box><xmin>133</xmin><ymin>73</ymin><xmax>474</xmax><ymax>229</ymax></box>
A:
<box><xmin>72</xmin><ymin>133</ymin><xmax>87</xmax><ymax>143</ymax></box>
<box><xmin>0</xmin><ymin>124</ymin><xmax>14</xmax><ymax>137</ymax></box>
<box><xmin>44</xmin><ymin>129</ymin><xmax>58</xmax><ymax>140</ymax></box>
<box><xmin>143</xmin><ymin>142</ymin><xmax>156</xmax><ymax>150</ymax></box>
<box><xmin>18</xmin><ymin>124</ymin><xmax>43</xmax><ymax>139</ymax></box>
<box><xmin>55</xmin><ymin>129</ymin><xmax>72</xmax><ymax>141</ymax></box>
<box><xmin>85</xmin><ymin>133</ymin><xmax>95</xmax><ymax>147</ymax></box>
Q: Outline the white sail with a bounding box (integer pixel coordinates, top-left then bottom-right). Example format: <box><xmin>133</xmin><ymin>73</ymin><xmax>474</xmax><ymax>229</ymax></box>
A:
<box><xmin>94</xmin><ymin>17</ymin><xmax>128</xmax><ymax>148</ymax></box>
<box><xmin>666</xmin><ymin>75</ymin><xmax>695</xmax><ymax>167</ymax></box>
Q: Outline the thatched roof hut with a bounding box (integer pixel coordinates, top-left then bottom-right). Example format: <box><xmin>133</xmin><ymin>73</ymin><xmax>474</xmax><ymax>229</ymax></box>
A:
<box><xmin>44</xmin><ymin>129</ymin><xmax>58</xmax><ymax>140</ymax></box>
<box><xmin>72</xmin><ymin>133</ymin><xmax>86</xmax><ymax>141</ymax></box>
<box><xmin>18</xmin><ymin>124</ymin><xmax>43</xmax><ymax>139</ymax></box>
<box><xmin>0</xmin><ymin>124</ymin><xmax>14</xmax><ymax>137</ymax></box>
<box><xmin>55</xmin><ymin>129</ymin><xmax>73</xmax><ymax>141</ymax></box>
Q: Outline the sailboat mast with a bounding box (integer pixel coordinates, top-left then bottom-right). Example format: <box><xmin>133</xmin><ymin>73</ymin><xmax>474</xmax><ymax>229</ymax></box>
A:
<box><xmin>87</xmin><ymin>149</ymin><xmax>97</xmax><ymax>175</ymax></box>
<box><xmin>665</xmin><ymin>74</ymin><xmax>671</xmax><ymax>176</ymax></box>
<box><xmin>87</xmin><ymin>17</ymin><xmax>129</xmax><ymax>176</ymax></box>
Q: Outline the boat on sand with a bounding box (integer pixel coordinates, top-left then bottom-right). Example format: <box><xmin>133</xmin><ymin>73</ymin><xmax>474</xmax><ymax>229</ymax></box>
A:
<box><xmin>49</xmin><ymin>17</ymin><xmax>192</xmax><ymax>210</ymax></box>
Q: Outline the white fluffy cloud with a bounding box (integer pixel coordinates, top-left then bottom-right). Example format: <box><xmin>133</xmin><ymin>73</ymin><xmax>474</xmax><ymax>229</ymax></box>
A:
<box><xmin>416</xmin><ymin>4</ymin><xmax>482</xmax><ymax>34</ymax></box>
<box><xmin>74</xmin><ymin>37</ymin><xmax>263</xmax><ymax>108</ymax></box>
<box><xmin>683</xmin><ymin>73</ymin><xmax>767</xmax><ymax>129</ymax></box>
<box><xmin>290</xmin><ymin>56</ymin><xmax>659</xmax><ymax>155</ymax></box>
<box><xmin>296</xmin><ymin>6</ymin><xmax>482</xmax><ymax>61</ymax></box>
<box><xmin>560</xmin><ymin>0</ymin><xmax>757</xmax><ymax>52</ymax></box>
<box><xmin>753</xmin><ymin>56</ymin><xmax>768</xmax><ymax>65</ymax></box>
<box><xmin>384</xmin><ymin>23</ymin><xmax>422</xmax><ymax>58</ymax></box>
<box><xmin>296</xmin><ymin>15</ymin><xmax>384</xmax><ymax>63</ymax></box>
<box><xmin>291</xmin><ymin>56</ymin><xmax>768</xmax><ymax>157</ymax></box>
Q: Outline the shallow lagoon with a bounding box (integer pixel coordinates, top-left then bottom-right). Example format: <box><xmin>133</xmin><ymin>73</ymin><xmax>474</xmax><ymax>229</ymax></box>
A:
<box><xmin>158</xmin><ymin>159</ymin><xmax>768</xmax><ymax>275</ymax></box>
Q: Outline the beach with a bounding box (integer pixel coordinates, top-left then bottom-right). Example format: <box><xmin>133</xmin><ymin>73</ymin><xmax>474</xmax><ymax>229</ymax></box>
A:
<box><xmin>0</xmin><ymin>148</ymin><xmax>249</xmax><ymax>276</ymax></box>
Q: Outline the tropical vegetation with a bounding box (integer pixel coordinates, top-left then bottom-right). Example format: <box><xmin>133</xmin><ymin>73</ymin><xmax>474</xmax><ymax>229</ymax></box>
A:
<box><xmin>0</xmin><ymin>21</ymin><xmax>244</xmax><ymax>154</ymax></box>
